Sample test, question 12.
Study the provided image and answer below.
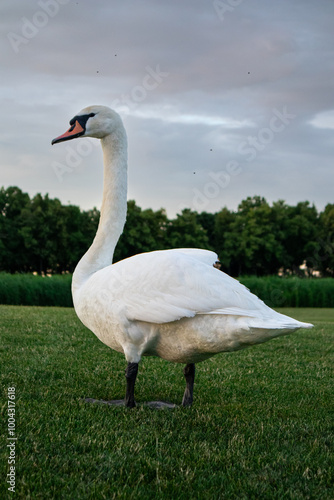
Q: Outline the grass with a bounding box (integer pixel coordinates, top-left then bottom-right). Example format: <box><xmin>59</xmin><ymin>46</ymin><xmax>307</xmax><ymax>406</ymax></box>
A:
<box><xmin>1</xmin><ymin>306</ymin><xmax>333</xmax><ymax>499</ymax></box>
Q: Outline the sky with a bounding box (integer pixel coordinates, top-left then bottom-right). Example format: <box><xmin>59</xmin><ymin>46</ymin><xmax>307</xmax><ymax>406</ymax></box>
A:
<box><xmin>1</xmin><ymin>0</ymin><xmax>333</xmax><ymax>217</ymax></box>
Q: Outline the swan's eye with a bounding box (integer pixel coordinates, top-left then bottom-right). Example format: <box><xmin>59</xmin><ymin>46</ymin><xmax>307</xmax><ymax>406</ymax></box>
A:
<box><xmin>89</xmin><ymin>113</ymin><xmax>96</xmax><ymax>118</ymax></box>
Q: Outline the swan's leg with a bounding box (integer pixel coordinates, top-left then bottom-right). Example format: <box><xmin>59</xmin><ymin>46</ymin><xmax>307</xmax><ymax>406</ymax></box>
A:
<box><xmin>182</xmin><ymin>363</ymin><xmax>195</xmax><ymax>407</ymax></box>
<box><xmin>125</xmin><ymin>362</ymin><xmax>138</xmax><ymax>408</ymax></box>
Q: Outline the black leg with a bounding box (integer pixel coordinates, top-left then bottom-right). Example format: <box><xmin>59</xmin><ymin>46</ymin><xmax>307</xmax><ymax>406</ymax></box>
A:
<box><xmin>182</xmin><ymin>363</ymin><xmax>195</xmax><ymax>407</ymax></box>
<box><xmin>125</xmin><ymin>362</ymin><xmax>138</xmax><ymax>408</ymax></box>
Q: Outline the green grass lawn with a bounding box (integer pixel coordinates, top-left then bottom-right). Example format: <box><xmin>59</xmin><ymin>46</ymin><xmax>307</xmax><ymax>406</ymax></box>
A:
<box><xmin>1</xmin><ymin>306</ymin><xmax>333</xmax><ymax>499</ymax></box>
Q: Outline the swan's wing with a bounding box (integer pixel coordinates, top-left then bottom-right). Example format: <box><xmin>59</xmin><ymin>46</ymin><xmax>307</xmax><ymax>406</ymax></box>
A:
<box><xmin>97</xmin><ymin>249</ymin><xmax>308</xmax><ymax>327</ymax></box>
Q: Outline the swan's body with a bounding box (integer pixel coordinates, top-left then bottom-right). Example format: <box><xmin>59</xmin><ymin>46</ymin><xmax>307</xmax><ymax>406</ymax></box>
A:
<box><xmin>52</xmin><ymin>105</ymin><xmax>313</xmax><ymax>407</ymax></box>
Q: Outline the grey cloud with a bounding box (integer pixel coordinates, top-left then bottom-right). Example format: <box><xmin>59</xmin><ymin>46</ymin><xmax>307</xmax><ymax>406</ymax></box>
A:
<box><xmin>0</xmin><ymin>0</ymin><xmax>333</xmax><ymax>217</ymax></box>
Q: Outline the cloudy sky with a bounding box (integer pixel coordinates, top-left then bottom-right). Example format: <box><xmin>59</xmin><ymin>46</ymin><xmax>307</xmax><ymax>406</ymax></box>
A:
<box><xmin>1</xmin><ymin>0</ymin><xmax>333</xmax><ymax>217</ymax></box>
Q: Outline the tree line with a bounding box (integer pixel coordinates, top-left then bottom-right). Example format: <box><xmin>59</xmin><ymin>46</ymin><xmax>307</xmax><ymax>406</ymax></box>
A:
<box><xmin>1</xmin><ymin>186</ymin><xmax>333</xmax><ymax>276</ymax></box>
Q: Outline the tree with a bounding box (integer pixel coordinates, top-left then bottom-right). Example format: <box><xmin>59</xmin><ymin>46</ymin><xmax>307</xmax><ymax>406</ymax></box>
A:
<box><xmin>281</xmin><ymin>201</ymin><xmax>319</xmax><ymax>274</ymax></box>
<box><xmin>0</xmin><ymin>185</ymin><xmax>332</xmax><ymax>276</ymax></box>
<box><xmin>0</xmin><ymin>186</ymin><xmax>31</xmax><ymax>272</ymax></box>
<box><xmin>56</xmin><ymin>205</ymin><xmax>99</xmax><ymax>273</ymax></box>
<box><xmin>114</xmin><ymin>201</ymin><xmax>168</xmax><ymax>261</ymax></box>
<box><xmin>0</xmin><ymin>187</ymin><xmax>100</xmax><ymax>274</ymax></box>
<box><xmin>218</xmin><ymin>196</ymin><xmax>284</xmax><ymax>276</ymax></box>
<box><xmin>308</xmin><ymin>203</ymin><xmax>334</xmax><ymax>276</ymax></box>
<box><xmin>165</xmin><ymin>209</ymin><xmax>210</xmax><ymax>250</ymax></box>
<box><xmin>212</xmin><ymin>207</ymin><xmax>236</xmax><ymax>275</ymax></box>
<box><xmin>19</xmin><ymin>193</ymin><xmax>66</xmax><ymax>274</ymax></box>
<box><xmin>196</xmin><ymin>211</ymin><xmax>216</xmax><ymax>250</ymax></box>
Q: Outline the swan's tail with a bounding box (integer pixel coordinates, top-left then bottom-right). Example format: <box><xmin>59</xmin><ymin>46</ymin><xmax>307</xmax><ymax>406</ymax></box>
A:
<box><xmin>206</xmin><ymin>307</ymin><xmax>314</xmax><ymax>331</ymax></box>
<box><xmin>247</xmin><ymin>314</ymin><xmax>314</xmax><ymax>331</ymax></box>
<box><xmin>291</xmin><ymin>321</ymin><xmax>313</xmax><ymax>329</ymax></box>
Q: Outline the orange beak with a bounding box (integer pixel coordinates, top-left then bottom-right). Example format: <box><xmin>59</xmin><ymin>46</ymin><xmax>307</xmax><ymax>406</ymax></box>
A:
<box><xmin>51</xmin><ymin>120</ymin><xmax>85</xmax><ymax>145</ymax></box>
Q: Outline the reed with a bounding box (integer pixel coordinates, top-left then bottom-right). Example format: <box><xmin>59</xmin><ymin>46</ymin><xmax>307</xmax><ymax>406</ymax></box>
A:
<box><xmin>0</xmin><ymin>273</ymin><xmax>333</xmax><ymax>308</ymax></box>
<box><xmin>240</xmin><ymin>276</ymin><xmax>334</xmax><ymax>308</ymax></box>
<box><xmin>0</xmin><ymin>273</ymin><xmax>72</xmax><ymax>307</ymax></box>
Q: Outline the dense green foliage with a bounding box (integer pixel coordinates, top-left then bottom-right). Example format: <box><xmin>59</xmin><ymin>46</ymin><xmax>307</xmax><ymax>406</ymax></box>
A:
<box><xmin>0</xmin><ymin>306</ymin><xmax>333</xmax><ymax>499</ymax></box>
<box><xmin>0</xmin><ymin>273</ymin><xmax>72</xmax><ymax>307</ymax></box>
<box><xmin>0</xmin><ymin>186</ymin><xmax>99</xmax><ymax>274</ymax></box>
<box><xmin>1</xmin><ymin>186</ymin><xmax>334</xmax><ymax>276</ymax></box>
<box><xmin>1</xmin><ymin>272</ymin><xmax>334</xmax><ymax>308</ymax></box>
<box><xmin>241</xmin><ymin>276</ymin><xmax>334</xmax><ymax>308</ymax></box>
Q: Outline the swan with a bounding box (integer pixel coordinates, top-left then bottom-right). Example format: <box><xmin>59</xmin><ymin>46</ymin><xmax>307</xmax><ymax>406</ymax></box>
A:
<box><xmin>52</xmin><ymin>105</ymin><xmax>313</xmax><ymax>408</ymax></box>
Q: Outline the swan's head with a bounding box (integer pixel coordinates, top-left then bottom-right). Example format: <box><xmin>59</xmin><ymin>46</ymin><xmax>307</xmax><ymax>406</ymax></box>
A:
<box><xmin>52</xmin><ymin>105</ymin><xmax>123</xmax><ymax>145</ymax></box>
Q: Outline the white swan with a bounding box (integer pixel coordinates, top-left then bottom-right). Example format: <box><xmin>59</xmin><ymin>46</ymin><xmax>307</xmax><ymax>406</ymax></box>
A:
<box><xmin>52</xmin><ymin>105</ymin><xmax>313</xmax><ymax>407</ymax></box>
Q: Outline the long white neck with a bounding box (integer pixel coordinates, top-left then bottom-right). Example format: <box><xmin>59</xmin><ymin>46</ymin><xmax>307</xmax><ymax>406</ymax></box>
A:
<box><xmin>72</xmin><ymin>125</ymin><xmax>128</xmax><ymax>294</ymax></box>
